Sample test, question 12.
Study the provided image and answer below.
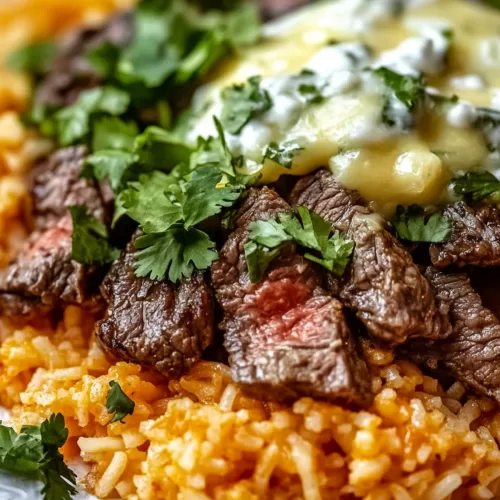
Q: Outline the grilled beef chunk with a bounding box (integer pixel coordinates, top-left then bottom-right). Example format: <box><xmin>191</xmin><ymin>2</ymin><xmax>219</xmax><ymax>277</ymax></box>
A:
<box><xmin>211</xmin><ymin>187</ymin><xmax>372</xmax><ymax>406</ymax></box>
<box><xmin>36</xmin><ymin>13</ymin><xmax>132</xmax><ymax>108</ymax></box>
<box><xmin>403</xmin><ymin>268</ymin><xmax>500</xmax><ymax>403</ymax></box>
<box><xmin>96</xmin><ymin>240</ymin><xmax>214</xmax><ymax>378</ymax></box>
<box><xmin>430</xmin><ymin>202</ymin><xmax>500</xmax><ymax>268</ymax></box>
<box><xmin>290</xmin><ymin>169</ymin><xmax>450</xmax><ymax>345</ymax></box>
<box><xmin>259</xmin><ymin>0</ymin><xmax>310</xmax><ymax>19</ymax></box>
<box><xmin>0</xmin><ymin>147</ymin><xmax>108</xmax><ymax>318</ymax></box>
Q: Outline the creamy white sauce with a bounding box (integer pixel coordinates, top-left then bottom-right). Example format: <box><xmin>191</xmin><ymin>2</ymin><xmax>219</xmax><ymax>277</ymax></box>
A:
<box><xmin>449</xmin><ymin>74</ymin><xmax>486</xmax><ymax>90</ymax></box>
<box><xmin>446</xmin><ymin>101</ymin><xmax>477</xmax><ymax>128</ymax></box>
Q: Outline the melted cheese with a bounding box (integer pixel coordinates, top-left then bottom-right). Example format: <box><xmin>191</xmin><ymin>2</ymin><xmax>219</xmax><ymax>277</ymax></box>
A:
<box><xmin>187</xmin><ymin>0</ymin><xmax>500</xmax><ymax>207</ymax></box>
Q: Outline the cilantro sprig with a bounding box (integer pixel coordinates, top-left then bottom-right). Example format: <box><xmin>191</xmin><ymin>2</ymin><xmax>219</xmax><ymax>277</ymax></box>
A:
<box><xmin>244</xmin><ymin>207</ymin><xmax>354</xmax><ymax>283</ymax></box>
<box><xmin>453</xmin><ymin>170</ymin><xmax>500</xmax><ymax>203</ymax></box>
<box><xmin>6</xmin><ymin>41</ymin><xmax>58</xmax><ymax>77</ymax></box>
<box><xmin>392</xmin><ymin>205</ymin><xmax>452</xmax><ymax>243</ymax></box>
<box><xmin>106</xmin><ymin>381</ymin><xmax>135</xmax><ymax>423</ymax></box>
<box><xmin>0</xmin><ymin>414</ymin><xmax>77</xmax><ymax>500</ymax></box>
<box><xmin>263</xmin><ymin>141</ymin><xmax>303</xmax><ymax>168</ymax></box>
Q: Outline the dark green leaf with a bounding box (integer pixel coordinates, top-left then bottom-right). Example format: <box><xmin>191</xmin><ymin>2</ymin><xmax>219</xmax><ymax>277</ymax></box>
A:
<box><xmin>247</xmin><ymin>219</ymin><xmax>292</xmax><ymax>248</ymax></box>
<box><xmin>106</xmin><ymin>381</ymin><xmax>135</xmax><ymax>423</ymax></box>
<box><xmin>69</xmin><ymin>205</ymin><xmax>121</xmax><ymax>266</ymax></box>
<box><xmin>86</xmin><ymin>41</ymin><xmax>120</xmax><ymax>78</ymax></box>
<box><xmin>244</xmin><ymin>240</ymin><xmax>284</xmax><ymax>283</ymax></box>
<box><xmin>6</xmin><ymin>41</ymin><xmax>57</xmax><ymax>75</ymax></box>
<box><xmin>453</xmin><ymin>170</ymin><xmax>500</xmax><ymax>203</ymax></box>
<box><xmin>393</xmin><ymin>205</ymin><xmax>452</xmax><ymax>243</ymax></box>
<box><xmin>82</xmin><ymin>150</ymin><xmax>138</xmax><ymax>191</ymax></box>
<box><xmin>263</xmin><ymin>141</ymin><xmax>303</xmax><ymax>168</ymax></box>
<box><xmin>91</xmin><ymin>116</ymin><xmax>138</xmax><ymax>152</ymax></box>
<box><xmin>133</xmin><ymin>228</ymin><xmax>218</xmax><ymax>282</ymax></box>
<box><xmin>220</xmin><ymin>76</ymin><xmax>272</xmax><ymax>134</ymax></box>
<box><xmin>373</xmin><ymin>67</ymin><xmax>425</xmax><ymax>111</ymax></box>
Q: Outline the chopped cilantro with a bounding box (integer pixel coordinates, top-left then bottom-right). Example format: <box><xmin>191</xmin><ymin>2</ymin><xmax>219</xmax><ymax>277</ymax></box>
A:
<box><xmin>69</xmin><ymin>205</ymin><xmax>120</xmax><ymax>266</ymax></box>
<box><xmin>392</xmin><ymin>205</ymin><xmax>452</xmax><ymax>243</ymax></box>
<box><xmin>85</xmin><ymin>41</ymin><xmax>121</xmax><ymax>79</ymax></box>
<box><xmin>453</xmin><ymin>170</ymin><xmax>500</xmax><ymax>203</ymax></box>
<box><xmin>0</xmin><ymin>414</ymin><xmax>77</xmax><ymax>500</ymax></box>
<box><xmin>6</xmin><ymin>41</ymin><xmax>57</xmax><ymax>76</ymax></box>
<box><xmin>91</xmin><ymin>116</ymin><xmax>138</xmax><ymax>152</ymax></box>
<box><xmin>298</xmin><ymin>83</ymin><xmax>325</xmax><ymax>104</ymax></box>
<box><xmin>133</xmin><ymin>227</ymin><xmax>218</xmax><ymax>282</ymax></box>
<box><xmin>221</xmin><ymin>76</ymin><xmax>272</xmax><ymax>134</ymax></box>
<box><xmin>474</xmin><ymin>107</ymin><xmax>500</xmax><ymax>151</ymax></box>
<box><xmin>106</xmin><ymin>381</ymin><xmax>135</xmax><ymax>424</ymax></box>
<box><xmin>263</xmin><ymin>141</ymin><xmax>303</xmax><ymax>168</ymax></box>
<box><xmin>245</xmin><ymin>207</ymin><xmax>354</xmax><ymax>283</ymax></box>
<box><xmin>54</xmin><ymin>86</ymin><xmax>131</xmax><ymax>146</ymax></box>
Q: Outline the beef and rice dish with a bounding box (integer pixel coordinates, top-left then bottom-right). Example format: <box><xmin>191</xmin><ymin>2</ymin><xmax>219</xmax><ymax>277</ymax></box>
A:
<box><xmin>3</xmin><ymin>0</ymin><xmax>500</xmax><ymax>498</ymax></box>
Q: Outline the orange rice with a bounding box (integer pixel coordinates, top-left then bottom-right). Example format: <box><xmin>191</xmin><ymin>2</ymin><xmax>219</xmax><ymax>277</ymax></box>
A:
<box><xmin>2</xmin><ymin>2</ymin><xmax>500</xmax><ymax>499</ymax></box>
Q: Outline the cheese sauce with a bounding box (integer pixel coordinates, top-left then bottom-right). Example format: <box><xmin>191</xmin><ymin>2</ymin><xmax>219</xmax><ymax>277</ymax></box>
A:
<box><xmin>186</xmin><ymin>0</ymin><xmax>500</xmax><ymax>212</ymax></box>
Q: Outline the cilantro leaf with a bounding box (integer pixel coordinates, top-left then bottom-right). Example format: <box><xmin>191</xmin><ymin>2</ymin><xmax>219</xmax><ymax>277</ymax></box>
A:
<box><xmin>248</xmin><ymin>219</ymin><xmax>292</xmax><ymax>248</ymax></box>
<box><xmin>122</xmin><ymin>171</ymin><xmax>183</xmax><ymax>233</ymax></box>
<box><xmin>298</xmin><ymin>83</ymin><xmax>325</xmax><ymax>104</ymax></box>
<box><xmin>0</xmin><ymin>414</ymin><xmax>76</xmax><ymax>500</ymax></box>
<box><xmin>91</xmin><ymin>116</ymin><xmax>138</xmax><ymax>152</ymax></box>
<box><xmin>244</xmin><ymin>240</ymin><xmax>283</xmax><ymax>283</ymax></box>
<box><xmin>453</xmin><ymin>170</ymin><xmax>500</xmax><ymax>203</ymax></box>
<box><xmin>181</xmin><ymin>167</ymin><xmax>242</xmax><ymax>228</ymax></box>
<box><xmin>106</xmin><ymin>381</ymin><xmax>135</xmax><ymax>424</ymax></box>
<box><xmin>6</xmin><ymin>41</ymin><xmax>57</xmax><ymax>76</ymax></box>
<box><xmin>373</xmin><ymin>67</ymin><xmax>425</xmax><ymax>111</ymax></box>
<box><xmin>55</xmin><ymin>86</ymin><xmax>130</xmax><ymax>146</ymax></box>
<box><xmin>263</xmin><ymin>141</ymin><xmax>303</xmax><ymax>168</ymax></box>
<box><xmin>221</xmin><ymin>76</ymin><xmax>272</xmax><ymax>134</ymax></box>
<box><xmin>82</xmin><ymin>150</ymin><xmax>138</xmax><ymax>192</ymax></box>
<box><xmin>133</xmin><ymin>228</ymin><xmax>218</xmax><ymax>282</ymax></box>
<box><xmin>85</xmin><ymin>41</ymin><xmax>120</xmax><ymax>79</ymax></box>
<box><xmin>69</xmin><ymin>205</ymin><xmax>120</xmax><ymax>266</ymax></box>
<box><xmin>393</xmin><ymin>205</ymin><xmax>452</xmax><ymax>243</ymax></box>
<box><xmin>134</xmin><ymin>126</ymin><xmax>193</xmax><ymax>170</ymax></box>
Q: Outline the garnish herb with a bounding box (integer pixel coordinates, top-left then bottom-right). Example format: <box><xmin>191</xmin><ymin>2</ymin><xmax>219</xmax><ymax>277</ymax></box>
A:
<box><xmin>453</xmin><ymin>170</ymin><xmax>500</xmax><ymax>203</ymax></box>
<box><xmin>263</xmin><ymin>141</ymin><xmax>304</xmax><ymax>168</ymax></box>
<box><xmin>296</xmin><ymin>69</ymin><xmax>327</xmax><ymax>104</ymax></box>
<box><xmin>106</xmin><ymin>381</ymin><xmax>135</xmax><ymax>423</ymax></box>
<box><xmin>244</xmin><ymin>207</ymin><xmax>354</xmax><ymax>283</ymax></box>
<box><xmin>69</xmin><ymin>205</ymin><xmax>121</xmax><ymax>266</ymax></box>
<box><xmin>392</xmin><ymin>205</ymin><xmax>452</xmax><ymax>243</ymax></box>
<box><xmin>6</xmin><ymin>41</ymin><xmax>58</xmax><ymax>76</ymax></box>
<box><xmin>474</xmin><ymin>107</ymin><xmax>500</xmax><ymax>151</ymax></box>
<box><xmin>221</xmin><ymin>76</ymin><xmax>272</xmax><ymax>134</ymax></box>
<box><xmin>0</xmin><ymin>414</ymin><xmax>77</xmax><ymax>500</ymax></box>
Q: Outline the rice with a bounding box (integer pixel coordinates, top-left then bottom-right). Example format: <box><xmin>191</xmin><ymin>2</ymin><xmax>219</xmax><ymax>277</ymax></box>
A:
<box><xmin>2</xmin><ymin>1</ymin><xmax>500</xmax><ymax>499</ymax></box>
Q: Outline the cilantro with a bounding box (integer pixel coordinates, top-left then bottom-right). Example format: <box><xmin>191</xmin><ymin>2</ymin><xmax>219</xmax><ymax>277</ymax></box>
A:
<box><xmin>54</xmin><ymin>86</ymin><xmax>130</xmax><ymax>146</ymax></box>
<box><xmin>453</xmin><ymin>170</ymin><xmax>500</xmax><ymax>203</ymax></box>
<box><xmin>6</xmin><ymin>41</ymin><xmax>57</xmax><ymax>76</ymax></box>
<box><xmin>373</xmin><ymin>67</ymin><xmax>425</xmax><ymax>126</ymax></box>
<box><xmin>69</xmin><ymin>205</ymin><xmax>120</xmax><ymax>266</ymax></box>
<box><xmin>122</xmin><ymin>171</ymin><xmax>183</xmax><ymax>233</ymax></box>
<box><xmin>296</xmin><ymin>69</ymin><xmax>327</xmax><ymax>104</ymax></box>
<box><xmin>263</xmin><ymin>141</ymin><xmax>303</xmax><ymax>168</ymax></box>
<box><xmin>106</xmin><ymin>381</ymin><xmax>135</xmax><ymax>424</ymax></box>
<box><xmin>475</xmin><ymin>107</ymin><xmax>500</xmax><ymax>151</ymax></box>
<box><xmin>82</xmin><ymin>150</ymin><xmax>138</xmax><ymax>191</ymax></box>
<box><xmin>0</xmin><ymin>414</ymin><xmax>76</xmax><ymax>500</ymax></box>
<box><xmin>91</xmin><ymin>116</ymin><xmax>138</xmax><ymax>152</ymax></box>
<box><xmin>245</xmin><ymin>207</ymin><xmax>354</xmax><ymax>283</ymax></box>
<box><xmin>133</xmin><ymin>228</ymin><xmax>218</xmax><ymax>282</ymax></box>
<box><xmin>221</xmin><ymin>76</ymin><xmax>272</xmax><ymax>134</ymax></box>
<box><xmin>392</xmin><ymin>205</ymin><xmax>452</xmax><ymax>243</ymax></box>
<box><xmin>85</xmin><ymin>41</ymin><xmax>120</xmax><ymax>79</ymax></box>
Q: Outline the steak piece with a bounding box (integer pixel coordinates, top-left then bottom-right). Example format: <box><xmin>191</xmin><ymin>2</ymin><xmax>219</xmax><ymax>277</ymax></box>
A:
<box><xmin>0</xmin><ymin>147</ymin><xmax>109</xmax><ymax>319</ymax></box>
<box><xmin>96</xmin><ymin>240</ymin><xmax>214</xmax><ymax>378</ymax></box>
<box><xmin>290</xmin><ymin>169</ymin><xmax>450</xmax><ymax>345</ymax></box>
<box><xmin>430</xmin><ymin>202</ymin><xmax>500</xmax><ymax>268</ymax></box>
<box><xmin>36</xmin><ymin>13</ymin><xmax>132</xmax><ymax>108</ymax></box>
<box><xmin>403</xmin><ymin>268</ymin><xmax>500</xmax><ymax>403</ymax></box>
<box><xmin>211</xmin><ymin>187</ymin><xmax>372</xmax><ymax>406</ymax></box>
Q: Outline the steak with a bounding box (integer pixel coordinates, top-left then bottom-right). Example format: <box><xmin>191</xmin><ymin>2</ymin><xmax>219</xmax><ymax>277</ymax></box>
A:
<box><xmin>430</xmin><ymin>202</ymin><xmax>500</xmax><ymax>268</ymax></box>
<box><xmin>0</xmin><ymin>147</ymin><xmax>109</xmax><ymax>318</ymax></box>
<box><xmin>96</xmin><ymin>239</ymin><xmax>214</xmax><ymax>378</ymax></box>
<box><xmin>290</xmin><ymin>169</ymin><xmax>451</xmax><ymax>345</ymax></box>
<box><xmin>211</xmin><ymin>187</ymin><xmax>372</xmax><ymax>406</ymax></box>
<box><xmin>36</xmin><ymin>13</ymin><xmax>132</xmax><ymax>108</ymax></box>
<box><xmin>403</xmin><ymin>268</ymin><xmax>500</xmax><ymax>404</ymax></box>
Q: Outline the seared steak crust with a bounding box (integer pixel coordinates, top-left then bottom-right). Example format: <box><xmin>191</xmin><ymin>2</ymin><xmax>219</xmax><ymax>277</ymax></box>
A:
<box><xmin>211</xmin><ymin>187</ymin><xmax>372</xmax><ymax>406</ymax></box>
<box><xmin>0</xmin><ymin>147</ymin><xmax>108</xmax><ymax>318</ymax></box>
<box><xmin>404</xmin><ymin>268</ymin><xmax>500</xmax><ymax>403</ymax></box>
<box><xmin>430</xmin><ymin>202</ymin><xmax>500</xmax><ymax>268</ymax></box>
<box><xmin>97</xmin><ymin>241</ymin><xmax>214</xmax><ymax>378</ymax></box>
<box><xmin>290</xmin><ymin>169</ymin><xmax>451</xmax><ymax>345</ymax></box>
<box><xmin>36</xmin><ymin>13</ymin><xmax>132</xmax><ymax>108</ymax></box>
